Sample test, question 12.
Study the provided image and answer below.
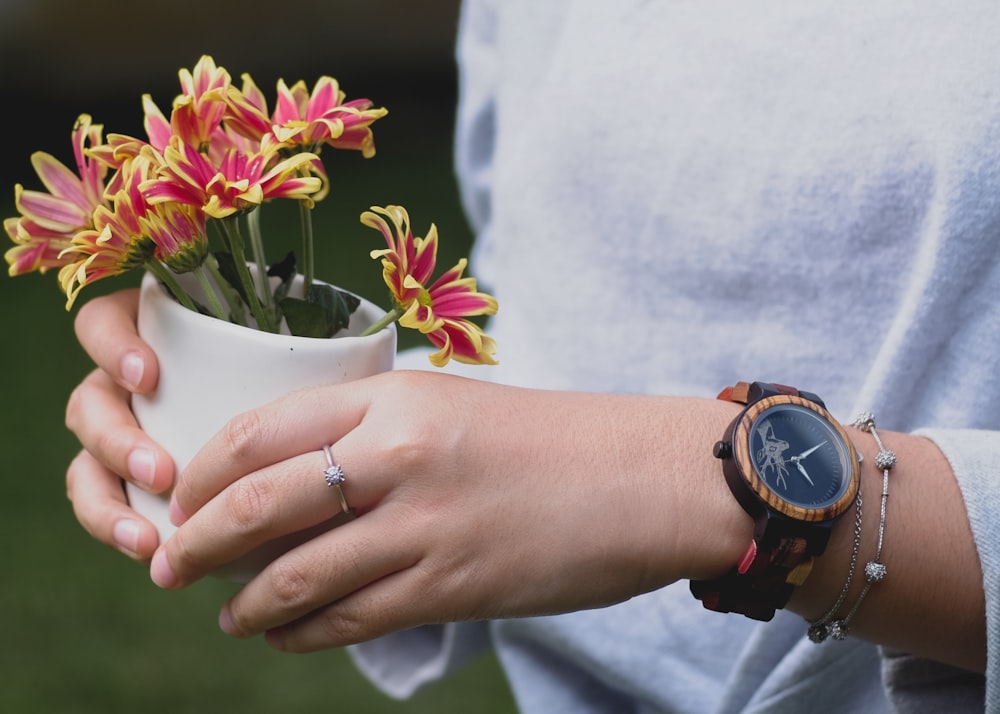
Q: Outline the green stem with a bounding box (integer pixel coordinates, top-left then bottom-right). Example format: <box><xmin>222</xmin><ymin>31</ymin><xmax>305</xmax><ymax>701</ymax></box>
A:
<box><xmin>360</xmin><ymin>306</ymin><xmax>405</xmax><ymax>336</ymax></box>
<box><xmin>146</xmin><ymin>261</ymin><xmax>200</xmax><ymax>313</ymax></box>
<box><xmin>300</xmin><ymin>200</ymin><xmax>315</xmax><ymax>294</ymax></box>
<box><xmin>193</xmin><ymin>265</ymin><xmax>229</xmax><ymax>322</ymax></box>
<box><xmin>246</xmin><ymin>207</ymin><xmax>276</xmax><ymax>319</ymax></box>
<box><xmin>204</xmin><ymin>253</ymin><xmax>247</xmax><ymax>325</ymax></box>
<box><xmin>219</xmin><ymin>216</ymin><xmax>278</xmax><ymax>333</ymax></box>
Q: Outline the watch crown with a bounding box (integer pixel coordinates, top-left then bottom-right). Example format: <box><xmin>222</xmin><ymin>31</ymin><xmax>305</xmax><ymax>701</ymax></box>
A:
<box><xmin>713</xmin><ymin>441</ymin><xmax>733</xmax><ymax>460</ymax></box>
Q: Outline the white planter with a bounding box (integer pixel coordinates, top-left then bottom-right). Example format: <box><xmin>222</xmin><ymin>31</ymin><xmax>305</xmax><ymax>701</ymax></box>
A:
<box><xmin>129</xmin><ymin>269</ymin><xmax>396</xmax><ymax>582</ymax></box>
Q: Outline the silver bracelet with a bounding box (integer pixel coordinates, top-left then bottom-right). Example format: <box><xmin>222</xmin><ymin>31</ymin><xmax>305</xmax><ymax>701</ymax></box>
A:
<box><xmin>807</xmin><ymin>485</ymin><xmax>863</xmax><ymax>643</ymax></box>
<box><xmin>826</xmin><ymin>412</ymin><xmax>896</xmax><ymax>640</ymax></box>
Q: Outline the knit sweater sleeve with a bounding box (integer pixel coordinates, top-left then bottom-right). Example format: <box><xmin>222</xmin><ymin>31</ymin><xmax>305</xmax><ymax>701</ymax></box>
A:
<box><xmin>912</xmin><ymin>428</ymin><xmax>1000</xmax><ymax>709</ymax></box>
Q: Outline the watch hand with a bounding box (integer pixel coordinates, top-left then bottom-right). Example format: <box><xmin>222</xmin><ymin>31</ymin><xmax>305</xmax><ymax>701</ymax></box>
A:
<box><xmin>792</xmin><ymin>440</ymin><xmax>827</xmax><ymax>462</ymax></box>
<box><xmin>794</xmin><ymin>460</ymin><xmax>815</xmax><ymax>486</ymax></box>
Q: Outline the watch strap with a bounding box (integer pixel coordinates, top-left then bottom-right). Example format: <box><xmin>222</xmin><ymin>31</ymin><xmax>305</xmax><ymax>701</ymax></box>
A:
<box><xmin>690</xmin><ymin>381</ymin><xmax>831</xmax><ymax>621</ymax></box>
<box><xmin>717</xmin><ymin>380</ymin><xmax>825</xmax><ymax>409</ymax></box>
<box><xmin>689</xmin><ymin>510</ymin><xmax>830</xmax><ymax>621</ymax></box>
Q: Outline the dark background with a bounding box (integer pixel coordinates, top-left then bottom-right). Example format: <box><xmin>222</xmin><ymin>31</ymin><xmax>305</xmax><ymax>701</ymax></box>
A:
<box><xmin>0</xmin><ymin>2</ymin><xmax>516</xmax><ymax>711</ymax></box>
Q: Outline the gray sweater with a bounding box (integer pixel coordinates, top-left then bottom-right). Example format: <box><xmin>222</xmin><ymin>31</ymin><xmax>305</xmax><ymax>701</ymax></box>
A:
<box><xmin>352</xmin><ymin>0</ymin><xmax>999</xmax><ymax>710</ymax></box>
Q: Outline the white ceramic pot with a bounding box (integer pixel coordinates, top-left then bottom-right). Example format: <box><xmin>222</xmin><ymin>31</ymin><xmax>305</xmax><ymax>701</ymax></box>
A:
<box><xmin>129</xmin><ymin>269</ymin><xmax>396</xmax><ymax>582</ymax></box>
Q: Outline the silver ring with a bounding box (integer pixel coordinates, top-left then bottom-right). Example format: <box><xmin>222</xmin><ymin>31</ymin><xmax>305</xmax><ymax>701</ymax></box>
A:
<box><xmin>322</xmin><ymin>445</ymin><xmax>350</xmax><ymax>514</ymax></box>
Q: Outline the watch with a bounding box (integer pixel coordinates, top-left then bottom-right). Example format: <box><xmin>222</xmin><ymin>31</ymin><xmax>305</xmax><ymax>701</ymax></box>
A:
<box><xmin>689</xmin><ymin>381</ymin><xmax>861</xmax><ymax>621</ymax></box>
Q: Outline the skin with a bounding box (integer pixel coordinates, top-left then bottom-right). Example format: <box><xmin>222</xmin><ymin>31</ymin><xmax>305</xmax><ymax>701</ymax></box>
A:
<box><xmin>66</xmin><ymin>290</ymin><xmax>986</xmax><ymax>673</ymax></box>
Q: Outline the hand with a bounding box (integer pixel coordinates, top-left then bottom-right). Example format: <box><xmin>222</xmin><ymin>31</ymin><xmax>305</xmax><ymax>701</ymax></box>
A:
<box><xmin>149</xmin><ymin>374</ymin><xmax>750</xmax><ymax>652</ymax></box>
<box><xmin>65</xmin><ymin>289</ymin><xmax>175</xmax><ymax>560</ymax></box>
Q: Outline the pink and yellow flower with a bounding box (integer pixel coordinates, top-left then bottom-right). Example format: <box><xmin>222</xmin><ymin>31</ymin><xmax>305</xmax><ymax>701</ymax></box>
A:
<box><xmin>88</xmin><ymin>55</ymin><xmax>232</xmax><ymax>185</ymax></box>
<box><xmin>58</xmin><ymin>195</ymin><xmax>155</xmax><ymax>309</ymax></box>
<box><xmin>226</xmin><ymin>73</ymin><xmax>387</xmax><ymax>155</ymax></box>
<box><xmin>4</xmin><ymin>114</ymin><xmax>109</xmax><ymax>276</ymax></box>
<box><xmin>141</xmin><ymin>201</ymin><xmax>208</xmax><ymax>274</ymax></box>
<box><xmin>271</xmin><ymin>76</ymin><xmax>388</xmax><ymax>157</ymax></box>
<box><xmin>222</xmin><ymin>73</ymin><xmax>274</xmax><ymax>144</ymax></box>
<box><xmin>224</xmin><ymin>73</ymin><xmax>387</xmax><ymax>203</ymax></box>
<box><xmin>5</xmin><ymin>56</ymin><xmax>499</xmax><ymax>359</ymax></box>
<box><xmin>124</xmin><ymin>156</ymin><xmax>209</xmax><ymax>273</ymax></box>
<box><xmin>169</xmin><ymin>54</ymin><xmax>232</xmax><ymax>150</ymax></box>
<box><xmin>3</xmin><ymin>216</ymin><xmax>76</xmax><ymax>276</ymax></box>
<box><xmin>87</xmin><ymin>94</ymin><xmax>176</xmax><ymax>175</ymax></box>
<box><xmin>142</xmin><ymin>133</ymin><xmax>322</xmax><ymax>219</ymax></box>
<box><xmin>87</xmin><ymin>57</ymin><xmax>229</xmax><ymax>176</ymax></box>
<box><xmin>363</xmin><ymin>205</ymin><xmax>498</xmax><ymax>366</ymax></box>
<box><xmin>58</xmin><ymin>156</ymin><xmax>208</xmax><ymax>307</ymax></box>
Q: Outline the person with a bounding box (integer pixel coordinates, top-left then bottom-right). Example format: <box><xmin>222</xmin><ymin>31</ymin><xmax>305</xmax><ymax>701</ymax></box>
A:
<box><xmin>63</xmin><ymin>0</ymin><xmax>998</xmax><ymax>711</ymax></box>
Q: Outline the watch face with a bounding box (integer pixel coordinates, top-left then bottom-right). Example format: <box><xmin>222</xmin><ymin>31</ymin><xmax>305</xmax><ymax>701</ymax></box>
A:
<box><xmin>747</xmin><ymin>402</ymin><xmax>854</xmax><ymax>511</ymax></box>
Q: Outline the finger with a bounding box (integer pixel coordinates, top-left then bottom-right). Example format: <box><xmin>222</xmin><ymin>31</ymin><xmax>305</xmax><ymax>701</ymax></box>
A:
<box><xmin>152</xmin><ymin>449</ymin><xmax>360</xmax><ymax>588</ymax></box>
<box><xmin>74</xmin><ymin>289</ymin><xmax>159</xmax><ymax>394</ymax></box>
<box><xmin>65</xmin><ymin>368</ymin><xmax>175</xmax><ymax>494</ymax></box>
<box><xmin>265</xmin><ymin>567</ymin><xmax>429</xmax><ymax>652</ymax></box>
<box><xmin>217</xmin><ymin>504</ymin><xmax>420</xmax><ymax>640</ymax></box>
<box><xmin>66</xmin><ymin>449</ymin><xmax>161</xmax><ymax>560</ymax></box>
<box><xmin>172</xmin><ymin>378</ymin><xmax>378</xmax><ymax>520</ymax></box>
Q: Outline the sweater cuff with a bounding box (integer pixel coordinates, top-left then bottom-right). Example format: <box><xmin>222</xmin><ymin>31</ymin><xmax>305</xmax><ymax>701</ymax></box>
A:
<box><xmin>916</xmin><ymin>427</ymin><xmax>999</xmax><ymax>710</ymax></box>
<box><xmin>346</xmin><ymin>622</ymin><xmax>491</xmax><ymax>699</ymax></box>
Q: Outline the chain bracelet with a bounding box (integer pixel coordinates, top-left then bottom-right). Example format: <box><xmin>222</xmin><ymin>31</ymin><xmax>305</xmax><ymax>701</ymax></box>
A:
<box><xmin>807</xmin><ymin>485</ymin><xmax>863</xmax><ymax>643</ymax></box>
<box><xmin>826</xmin><ymin>412</ymin><xmax>896</xmax><ymax>640</ymax></box>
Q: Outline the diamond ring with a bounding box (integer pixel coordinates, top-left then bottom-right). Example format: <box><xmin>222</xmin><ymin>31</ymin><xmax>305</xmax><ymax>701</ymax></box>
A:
<box><xmin>322</xmin><ymin>445</ymin><xmax>350</xmax><ymax>514</ymax></box>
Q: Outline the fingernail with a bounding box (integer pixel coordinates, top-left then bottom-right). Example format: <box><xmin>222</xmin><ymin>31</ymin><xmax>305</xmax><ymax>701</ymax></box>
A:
<box><xmin>150</xmin><ymin>549</ymin><xmax>178</xmax><ymax>589</ymax></box>
<box><xmin>127</xmin><ymin>448</ymin><xmax>157</xmax><ymax>489</ymax></box>
<box><xmin>219</xmin><ymin>605</ymin><xmax>237</xmax><ymax>636</ymax></box>
<box><xmin>121</xmin><ymin>352</ymin><xmax>145</xmax><ymax>391</ymax></box>
<box><xmin>169</xmin><ymin>494</ymin><xmax>188</xmax><ymax>527</ymax></box>
<box><xmin>112</xmin><ymin>519</ymin><xmax>141</xmax><ymax>556</ymax></box>
<box><xmin>264</xmin><ymin>627</ymin><xmax>286</xmax><ymax>650</ymax></box>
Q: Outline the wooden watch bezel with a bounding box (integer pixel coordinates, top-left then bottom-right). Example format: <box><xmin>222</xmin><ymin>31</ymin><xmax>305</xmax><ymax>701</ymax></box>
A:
<box><xmin>729</xmin><ymin>394</ymin><xmax>860</xmax><ymax>524</ymax></box>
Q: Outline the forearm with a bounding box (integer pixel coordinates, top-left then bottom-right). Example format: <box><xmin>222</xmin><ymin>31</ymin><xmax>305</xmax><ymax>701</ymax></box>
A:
<box><xmin>626</xmin><ymin>393</ymin><xmax>984</xmax><ymax>673</ymax></box>
<box><xmin>786</xmin><ymin>429</ymin><xmax>985</xmax><ymax>673</ymax></box>
<box><xmin>138</xmin><ymin>372</ymin><xmax>987</xmax><ymax>667</ymax></box>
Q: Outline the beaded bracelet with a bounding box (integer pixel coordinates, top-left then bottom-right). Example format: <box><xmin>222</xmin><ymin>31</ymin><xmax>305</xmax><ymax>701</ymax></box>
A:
<box><xmin>826</xmin><ymin>412</ymin><xmax>895</xmax><ymax>638</ymax></box>
<box><xmin>807</xmin><ymin>411</ymin><xmax>896</xmax><ymax>642</ymax></box>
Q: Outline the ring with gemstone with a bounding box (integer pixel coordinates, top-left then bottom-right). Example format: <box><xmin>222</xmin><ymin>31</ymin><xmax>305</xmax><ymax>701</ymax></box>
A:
<box><xmin>321</xmin><ymin>445</ymin><xmax>350</xmax><ymax>514</ymax></box>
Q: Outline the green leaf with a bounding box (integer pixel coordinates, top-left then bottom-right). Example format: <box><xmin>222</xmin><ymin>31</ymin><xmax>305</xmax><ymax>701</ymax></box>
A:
<box><xmin>278</xmin><ymin>284</ymin><xmax>361</xmax><ymax>338</ymax></box>
<box><xmin>308</xmin><ymin>283</ymin><xmax>361</xmax><ymax>335</ymax></box>
<box><xmin>278</xmin><ymin>297</ymin><xmax>334</xmax><ymax>338</ymax></box>
<box><xmin>268</xmin><ymin>251</ymin><xmax>298</xmax><ymax>304</ymax></box>
<box><xmin>213</xmin><ymin>251</ymin><xmax>249</xmax><ymax>305</ymax></box>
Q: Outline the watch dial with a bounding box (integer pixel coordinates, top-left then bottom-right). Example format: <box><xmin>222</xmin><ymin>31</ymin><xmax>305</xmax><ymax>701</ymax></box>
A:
<box><xmin>749</xmin><ymin>403</ymin><xmax>853</xmax><ymax>509</ymax></box>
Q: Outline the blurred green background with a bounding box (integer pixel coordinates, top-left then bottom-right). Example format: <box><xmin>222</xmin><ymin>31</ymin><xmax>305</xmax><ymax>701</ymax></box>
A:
<box><xmin>0</xmin><ymin>1</ymin><xmax>516</xmax><ymax>712</ymax></box>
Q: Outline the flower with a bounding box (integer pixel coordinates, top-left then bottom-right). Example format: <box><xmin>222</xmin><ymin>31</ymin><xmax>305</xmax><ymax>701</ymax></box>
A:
<box><xmin>225</xmin><ymin>73</ymin><xmax>388</xmax><ymax>203</ymax></box>
<box><xmin>142</xmin><ymin>133</ymin><xmax>323</xmax><ymax>219</ymax></box>
<box><xmin>4</xmin><ymin>115</ymin><xmax>108</xmax><ymax>276</ymax></box>
<box><xmin>4</xmin><ymin>55</ymin><xmax>497</xmax><ymax>367</ymax></box>
<box><xmin>362</xmin><ymin>205</ymin><xmax>498</xmax><ymax>366</ymax></box>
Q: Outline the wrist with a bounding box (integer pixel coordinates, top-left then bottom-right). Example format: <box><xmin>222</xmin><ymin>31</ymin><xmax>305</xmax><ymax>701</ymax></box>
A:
<box><xmin>787</xmin><ymin>419</ymin><xmax>904</xmax><ymax>625</ymax></box>
<box><xmin>786</xmin><ymin>422</ymin><xmax>873</xmax><ymax>621</ymax></box>
<box><xmin>688</xmin><ymin>382</ymin><xmax>862</xmax><ymax>621</ymax></box>
<box><xmin>652</xmin><ymin>397</ymin><xmax>754</xmax><ymax>582</ymax></box>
